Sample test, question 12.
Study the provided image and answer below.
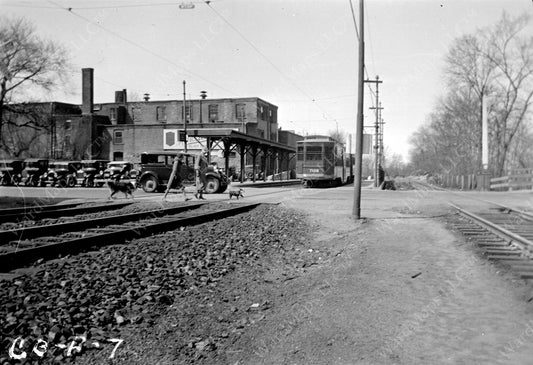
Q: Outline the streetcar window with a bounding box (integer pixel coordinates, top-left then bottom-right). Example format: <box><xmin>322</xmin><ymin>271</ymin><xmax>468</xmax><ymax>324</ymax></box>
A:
<box><xmin>306</xmin><ymin>145</ymin><xmax>322</xmax><ymax>160</ymax></box>
<box><xmin>297</xmin><ymin>146</ymin><xmax>304</xmax><ymax>161</ymax></box>
<box><xmin>324</xmin><ymin>145</ymin><xmax>335</xmax><ymax>163</ymax></box>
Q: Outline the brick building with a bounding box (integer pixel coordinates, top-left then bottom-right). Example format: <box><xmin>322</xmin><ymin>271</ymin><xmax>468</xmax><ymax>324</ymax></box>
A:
<box><xmin>1</xmin><ymin>68</ymin><xmax>301</xmax><ymax>176</ymax></box>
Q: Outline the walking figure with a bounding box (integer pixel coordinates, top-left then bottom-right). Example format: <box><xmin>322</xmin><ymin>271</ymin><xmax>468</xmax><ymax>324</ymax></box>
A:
<box><xmin>194</xmin><ymin>149</ymin><xmax>209</xmax><ymax>200</ymax></box>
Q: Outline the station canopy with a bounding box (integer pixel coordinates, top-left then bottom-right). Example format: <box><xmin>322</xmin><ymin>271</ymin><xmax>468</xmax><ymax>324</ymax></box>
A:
<box><xmin>187</xmin><ymin>128</ymin><xmax>295</xmax><ymax>153</ymax></box>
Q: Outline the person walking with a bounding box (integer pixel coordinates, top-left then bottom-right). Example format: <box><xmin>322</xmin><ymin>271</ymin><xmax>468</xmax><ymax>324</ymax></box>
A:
<box><xmin>194</xmin><ymin>149</ymin><xmax>209</xmax><ymax>200</ymax></box>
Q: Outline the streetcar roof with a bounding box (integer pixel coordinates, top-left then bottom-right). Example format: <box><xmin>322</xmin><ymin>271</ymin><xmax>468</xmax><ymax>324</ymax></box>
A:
<box><xmin>297</xmin><ymin>136</ymin><xmax>342</xmax><ymax>144</ymax></box>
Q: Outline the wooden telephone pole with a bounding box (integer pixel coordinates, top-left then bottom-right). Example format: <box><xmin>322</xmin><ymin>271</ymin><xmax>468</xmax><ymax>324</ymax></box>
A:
<box><xmin>368</xmin><ymin>76</ymin><xmax>383</xmax><ymax>187</ymax></box>
<box><xmin>352</xmin><ymin>0</ymin><xmax>365</xmax><ymax>219</ymax></box>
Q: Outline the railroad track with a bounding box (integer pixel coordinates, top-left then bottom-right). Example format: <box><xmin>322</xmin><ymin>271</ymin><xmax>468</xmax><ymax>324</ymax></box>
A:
<box><xmin>0</xmin><ymin>201</ymin><xmax>260</xmax><ymax>272</ymax></box>
<box><xmin>450</xmin><ymin>203</ymin><xmax>533</xmax><ymax>279</ymax></box>
<box><xmin>0</xmin><ymin>200</ymin><xmax>134</xmax><ymax>223</ymax></box>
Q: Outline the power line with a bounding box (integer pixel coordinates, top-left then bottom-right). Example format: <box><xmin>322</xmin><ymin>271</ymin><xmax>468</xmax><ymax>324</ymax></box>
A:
<box><xmin>46</xmin><ymin>0</ymin><xmax>236</xmax><ymax>96</ymax></box>
<box><xmin>2</xmin><ymin>1</ymin><xmax>221</xmax><ymax>10</ymax></box>
<box><xmin>347</xmin><ymin>0</ymin><xmax>376</xmax><ymax>108</ymax></box>
<box><xmin>348</xmin><ymin>0</ymin><xmax>360</xmax><ymax>41</ymax></box>
<box><xmin>206</xmin><ymin>1</ymin><xmax>338</xmax><ymax>123</ymax></box>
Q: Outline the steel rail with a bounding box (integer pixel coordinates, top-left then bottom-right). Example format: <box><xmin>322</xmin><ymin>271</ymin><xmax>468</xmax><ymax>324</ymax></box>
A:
<box><xmin>0</xmin><ymin>202</ymin><xmax>207</xmax><ymax>242</ymax></box>
<box><xmin>0</xmin><ymin>202</ymin><xmax>261</xmax><ymax>272</ymax></box>
<box><xmin>0</xmin><ymin>201</ymin><xmax>134</xmax><ymax>223</ymax></box>
<box><xmin>450</xmin><ymin>203</ymin><xmax>533</xmax><ymax>253</ymax></box>
<box><xmin>0</xmin><ymin>202</ymin><xmax>82</xmax><ymax>216</ymax></box>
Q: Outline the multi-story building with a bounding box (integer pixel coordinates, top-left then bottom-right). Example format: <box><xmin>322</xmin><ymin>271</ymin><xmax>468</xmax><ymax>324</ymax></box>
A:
<box><xmin>94</xmin><ymin>87</ymin><xmax>279</xmax><ymax>162</ymax></box>
<box><xmin>1</xmin><ymin>68</ymin><xmax>300</xmax><ymax>177</ymax></box>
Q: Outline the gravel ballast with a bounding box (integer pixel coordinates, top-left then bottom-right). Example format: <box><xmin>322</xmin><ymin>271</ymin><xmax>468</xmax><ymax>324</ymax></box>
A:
<box><xmin>0</xmin><ymin>204</ymin><xmax>315</xmax><ymax>364</ymax></box>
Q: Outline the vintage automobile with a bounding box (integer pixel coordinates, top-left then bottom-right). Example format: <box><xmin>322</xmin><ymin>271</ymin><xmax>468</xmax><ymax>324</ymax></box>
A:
<box><xmin>94</xmin><ymin>161</ymin><xmax>138</xmax><ymax>186</ymax></box>
<box><xmin>22</xmin><ymin>158</ymin><xmax>49</xmax><ymax>187</ymax></box>
<box><xmin>44</xmin><ymin>161</ymin><xmax>82</xmax><ymax>188</ymax></box>
<box><xmin>0</xmin><ymin>159</ymin><xmax>24</xmax><ymax>186</ymax></box>
<box><xmin>76</xmin><ymin>160</ymin><xmax>109</xmax><ymax>187</ymax></box>
<box><xmin>137</xmin><ymin>151</ymin><xmax>228</xmax><ymax>194</ymax></box>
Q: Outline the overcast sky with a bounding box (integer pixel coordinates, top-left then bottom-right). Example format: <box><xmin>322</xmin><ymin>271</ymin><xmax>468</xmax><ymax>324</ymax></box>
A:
<box><xmin>2</xmin><ymin>0</ymin><xmax>532</xmax><ymax>160</ymax></box>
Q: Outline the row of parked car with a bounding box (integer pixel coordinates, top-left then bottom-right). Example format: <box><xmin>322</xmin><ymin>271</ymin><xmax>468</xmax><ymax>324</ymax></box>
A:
<box><xmin>0</xmin><ymin>159</ymin><xmax>137</xmax><ymax>188</ymax></box>
<box><xmin>0</xmin><ymin>151</ymin><xmax>230</xmax><ymax>194</ymax></box>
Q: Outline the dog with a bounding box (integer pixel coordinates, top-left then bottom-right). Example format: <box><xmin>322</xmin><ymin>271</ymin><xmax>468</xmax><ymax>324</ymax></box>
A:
<box><xmin>228</xmin><ymin>188</ymin><xmax>244</xmax><ymax>200</ymax></box>
<box><xmin>107</xmin><ymin>180</ymin><xmax>136</xmax><ymax>199</ymax></box>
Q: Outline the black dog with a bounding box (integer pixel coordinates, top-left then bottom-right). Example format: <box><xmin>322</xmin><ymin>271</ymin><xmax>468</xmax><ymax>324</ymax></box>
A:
<box><xmin>228</xmin><ymin>188</ymin><xmax>244</xmax><ymax>200</ymax></box>
<box><xmin>107</xmin><ymin>180</ymin><xmax>136</xmax><ymax>199</ymax></box>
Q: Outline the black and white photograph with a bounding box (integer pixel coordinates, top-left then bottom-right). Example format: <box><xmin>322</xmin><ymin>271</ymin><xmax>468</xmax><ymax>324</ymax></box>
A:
<box><xmin>1</xmin><ymin>0</ymin><xmax>533</xmax><ymax>364</ymax></box>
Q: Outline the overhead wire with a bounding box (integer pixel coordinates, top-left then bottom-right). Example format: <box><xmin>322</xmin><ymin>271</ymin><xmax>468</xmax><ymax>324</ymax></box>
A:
<box><xmin>2</xmin><ymin>1</ymin><xmax>221</xmax><ymax>10</ymax></box>
<box><xmin>205</xmin><ymin>1</ymin><xmax>339</xmax><ymax>123</ymax></box>
<box><xmin>16</xmin><ymin>0</ymin><xmax>356</xmax><ymax>129</ymax></box>
<box><xmin>46</xmin><ymin>0</ymin><xmax>237</xmax><ymax>96</ymax></box>
<box><xmin>347</xmin><ymin>0</ymin><xmax>377</xmax><ymax>108</ymax></box>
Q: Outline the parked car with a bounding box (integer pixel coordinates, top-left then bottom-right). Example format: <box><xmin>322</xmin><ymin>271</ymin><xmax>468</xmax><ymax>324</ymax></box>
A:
<box><xmin>0</xmin><ymin>159</ymin><xmax>24</xmax><ymax>186</ymax></box>
<box><xmin>22</xmin><ymin>158</ymin><xmax>49</xmax><ymax>187</ymax></box>
<box><xmin>94</xmin><ymin>161</ymin><xmax>138</xmax><ymax>186</ymax></box>
<box><xmin>44</xmin><ymin>161</ymin><xmax>82</xmax><ymax>187</ymax></box>
<box><xmin>76</xmin><ymin>160</ymin><xmax>109</xmax><ymax>187</ymax></box>
<box><xmin>137</xmin><ymin>151</ymin><xmax>228</xmax><ymax>193</ymax></box>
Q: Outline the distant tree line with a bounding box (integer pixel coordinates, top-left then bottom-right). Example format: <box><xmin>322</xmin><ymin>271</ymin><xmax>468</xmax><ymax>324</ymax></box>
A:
<box><xmin>409</xmin><ymin>12</ymin><xmax>533</xmax><ymax>177</ymax></box>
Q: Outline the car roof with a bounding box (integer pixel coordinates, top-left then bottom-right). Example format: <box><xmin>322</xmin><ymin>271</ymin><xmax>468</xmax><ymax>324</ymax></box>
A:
<box><xmin>141</xmin><ymin>151</ymin><xmax>192</xmax><ymax>156</ymax></box>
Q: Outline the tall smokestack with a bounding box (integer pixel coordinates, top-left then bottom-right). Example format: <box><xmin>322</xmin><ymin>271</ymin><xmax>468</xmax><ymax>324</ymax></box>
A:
<box><xmin>81</xmin><ymin>68</ymin><xmax>94</xmax><ymax>114</ymax></box>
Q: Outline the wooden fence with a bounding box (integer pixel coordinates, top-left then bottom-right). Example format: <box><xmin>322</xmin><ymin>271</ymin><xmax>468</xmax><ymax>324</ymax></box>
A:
<box><xmin>436</xmin><ymin>174</ymin><xmax>479</xmax><ymax>190</ymax></box>
<box><xmin>490</xmin><ymin>168</ymin><xmax>533</xmax><ymax>191</ymax></box>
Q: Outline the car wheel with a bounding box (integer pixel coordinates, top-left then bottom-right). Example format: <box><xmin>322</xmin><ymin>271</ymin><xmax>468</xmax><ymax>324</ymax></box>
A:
<box><xmin>204</xmin><ymin>176</ymin><xmax>220</xmax><ymax>194</ymax></box>
<box><xmin>58</xmin><ymin>178</ymin><xmax>67</xmax><ymax>188</ymax></box>
<box><xmin>142</xmin><ymin>176</ymin><xmax>159</xmax><ymax>193</ymax></box>
<box><xmin>67</xmin><ymin>176</ymin><xmax>76</xmax><ymax>187</ymax></box>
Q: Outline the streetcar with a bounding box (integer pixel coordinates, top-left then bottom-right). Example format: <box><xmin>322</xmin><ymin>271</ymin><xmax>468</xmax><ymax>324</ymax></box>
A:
<box><xmin>296</xmin><ymin>135</ymin><xmax>354</xmax><ymax>187</ymax></box>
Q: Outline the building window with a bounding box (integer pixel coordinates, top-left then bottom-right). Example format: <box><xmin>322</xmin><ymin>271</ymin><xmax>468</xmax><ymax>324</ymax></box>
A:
<box><xmin>156</xmin><ymin>106</ymin><xmax>167</xmax><ymax>121</ymax></box>
<box><xmin>181</xmin><ymin>106</ymin><xmax>192</xmax><ymax>122</ymax></box>
<box><xmin>236</xmin><ymin>104</ymin><xmax>246</xmax><ymax>121</ymax></box>
<box><xmin>114</xmin><ymin>130</ymin><xmax>123</xmax><ymax>144</ymax></box>
<box><xmin>269</xmin><ymin>109</ymin><xmax>274</xmax><ymax>122</ymax></box>
<box><xmin>64</xmin><ymin>120</ymin><xmax>71</xmax><ymax>130</ymax></box>
<box><xmin>110</xmin><ymin>107</ymin><xmax>117</xmax><ymax>121</ymax></box>
<box><xmin>131</xmin><ymin>107</ymin><xmax>142</xmax><ymax>121</ymax></box>
<box><xmin>208</xmin><ymin>104</ymin><xmax>218</xmax><ymax>122</ymax></box>
<box><xmin>113</xmin><ymin>152</ymin><xmax>123</xmax><ymax>161</ymax></box>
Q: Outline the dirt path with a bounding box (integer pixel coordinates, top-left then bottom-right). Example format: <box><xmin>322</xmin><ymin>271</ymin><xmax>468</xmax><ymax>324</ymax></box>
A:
<box><xmin>227</xmin><ymin>187</ymin><xmax>533</xmax><ymax>364</ymax></box>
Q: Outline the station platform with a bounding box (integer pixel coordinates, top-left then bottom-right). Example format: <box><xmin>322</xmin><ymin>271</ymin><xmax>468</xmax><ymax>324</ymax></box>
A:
<box><xmin>227</xmin><ymin>179</ymin><xmax>301</xmax><ymax>188</ymax></box>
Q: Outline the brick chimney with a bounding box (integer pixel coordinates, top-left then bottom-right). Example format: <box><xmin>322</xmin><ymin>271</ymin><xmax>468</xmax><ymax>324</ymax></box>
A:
<box><xmin>81</xmin><ymin>68</ymin><xmax>94</xmax><ymax>114</ymax></box>
<box><xmin>115</xmin><ymin>89</ymin><xmax>128</xmax><ymax>104</ymax></box>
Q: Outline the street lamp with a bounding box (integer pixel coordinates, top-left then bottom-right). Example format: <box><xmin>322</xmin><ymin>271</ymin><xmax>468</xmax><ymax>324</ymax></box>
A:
<box><xmin>200</xmin><ymin>90</ymin><xmax>207</xmax><ymax>123</ymax></box>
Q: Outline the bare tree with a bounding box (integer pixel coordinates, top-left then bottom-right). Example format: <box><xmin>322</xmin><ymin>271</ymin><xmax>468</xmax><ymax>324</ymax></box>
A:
<box><xmin>444</xmin><ymin>12</ymin><xmax>533</xmax><ymax>176</ymax></box>
<box><xmin>328</xmin><ymin>129</ymin><xmax>347</xmax><ymax>144</ymax></box>
<box><xmin>410</xmin><ymin>12</ymin><xmax>533</xmax><ymax>177</ymax></box>
<box><xmin>0</xmin><ymin>16</ymin><xmax>70</xmax><ymax>151</ymax></box>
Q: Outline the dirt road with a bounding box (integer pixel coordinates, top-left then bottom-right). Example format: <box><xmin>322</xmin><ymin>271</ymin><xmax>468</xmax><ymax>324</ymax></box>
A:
<box><xmin>3</xmin><ymin>185</ymin><xmax>533</xmax><ymax>364</ymax></box>
<box><xmin>226</xmin><ymin>186</ymin><xmax>533</xmax><ymax>364</ymax></box>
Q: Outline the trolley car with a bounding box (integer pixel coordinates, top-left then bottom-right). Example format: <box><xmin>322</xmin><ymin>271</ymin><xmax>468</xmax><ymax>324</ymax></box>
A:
<box><xmin>296</xmin><ymin>135</ymin><xmax>354</xmax><ymax>187</ymax></box>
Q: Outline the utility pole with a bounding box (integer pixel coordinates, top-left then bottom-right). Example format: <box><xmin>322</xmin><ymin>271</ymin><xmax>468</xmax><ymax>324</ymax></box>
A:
<box><xmin>482</xmin><ymin>94</ymin><xmax>489</xmax><ymax>171</ymax></box>
<box><xmin>183</xmin><ymin>80</ymin><xmax>187</xmax><ymax>152</ymax></box>
<box><xmin>367</xmin><ymin>76</ymin><xmax>383</xmax><ymax>188</ymax></box>
<box><xmin>352</xmin><ymin>0</ymin><xmax>365</xmax><ymax>219</ymax></box>
<box><xmin>379</xmin><ymin>114</ymin><xmax>385</xmax><ymax>167</ymax></box>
